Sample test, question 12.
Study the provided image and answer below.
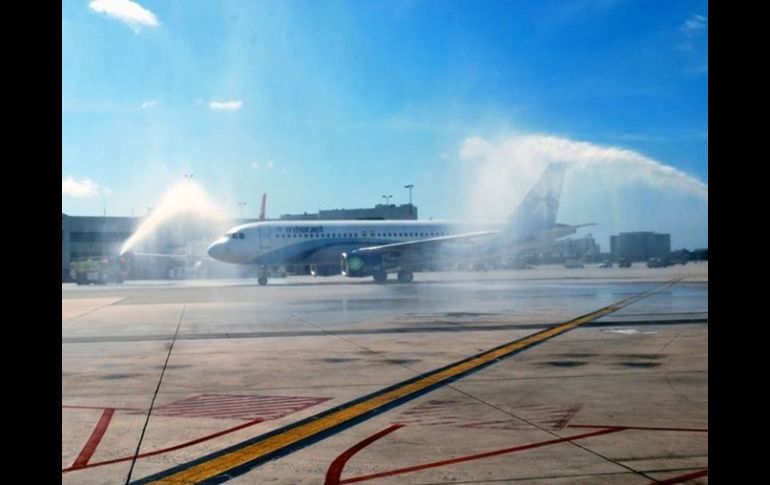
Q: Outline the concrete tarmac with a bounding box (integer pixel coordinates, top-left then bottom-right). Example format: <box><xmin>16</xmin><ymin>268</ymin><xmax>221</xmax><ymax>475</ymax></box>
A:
<box><xmin>62</xmin><ymin>264</ymin><xmax>707</xmax><ymax>484</ymax></box>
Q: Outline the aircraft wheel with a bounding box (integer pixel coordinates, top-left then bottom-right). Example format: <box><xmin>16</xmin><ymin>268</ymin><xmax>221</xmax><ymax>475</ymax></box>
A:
<box><xmin>373</xmin><ymin>270</ymin><xmax>388</xmax><ymax>283</ymax></box>
<box><xmin>397</xmin><ymin>270</ymin><xmax>414</xmax><ymax>283</ymax></box>
<box><xmin>258</xmin><ymin>275</ymin><xmax>268</xmax><ymax>286</ymax></box>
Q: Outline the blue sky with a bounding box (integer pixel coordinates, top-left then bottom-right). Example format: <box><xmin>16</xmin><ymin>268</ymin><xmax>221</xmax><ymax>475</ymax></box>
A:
<box><xmin>62</xmin><ymin>0</ymin><xmax>708</xmax><ymax>249</ymax></box>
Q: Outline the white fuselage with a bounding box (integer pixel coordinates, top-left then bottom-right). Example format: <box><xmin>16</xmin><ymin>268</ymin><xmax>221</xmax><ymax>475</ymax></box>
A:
<box><xmin>207</xmin><ymin>220</ymin><xmax>501</xmax><ymax>266</ymax></box>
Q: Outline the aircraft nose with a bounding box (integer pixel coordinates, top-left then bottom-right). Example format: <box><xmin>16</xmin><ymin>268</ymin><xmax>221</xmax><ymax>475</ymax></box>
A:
<box><xmin>207</xmin><ymin>241</ymin><xmax>225</xmax><ymax>260</ymax></box>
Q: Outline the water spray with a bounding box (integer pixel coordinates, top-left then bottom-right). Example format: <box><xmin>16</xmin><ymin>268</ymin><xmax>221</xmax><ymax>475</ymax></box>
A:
<box><xmin>120</xmin><ymin>179</ymin><xmax>228</xmax><ymax>255</ymax></box>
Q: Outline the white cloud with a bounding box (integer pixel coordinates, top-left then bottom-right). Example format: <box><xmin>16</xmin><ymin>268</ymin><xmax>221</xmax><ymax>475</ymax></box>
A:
<box><xmin>251</xmin><ymin>159</ymin><xmax>287</xmax><ymax>175</ymax></box>
<box><xmin>89</xmin><ymin>0</ymin><xmax>160</xmax><ymax>33</ymax></box>
<box><xmin>677</xmin><ymin>14</ymin><xmax>708</xmax><ymax>53</ymax></box>
<box><xmin>62</xmin><ymin>177</ymin><xmax>100</xmax><ymax>198</ymax></box>
<box><xmin>251</xmin><ymin>160</ymin><xmax>276</xmax><ymax>170</ymax></box>
<box><xmin>457</xmin><ymin>133</ymin><xmax>708</xmax><ymax>220</ymax></box>
<box><xmin>209</xmin><ymin>100</ymin><xmax>243</xmax><ymax>111</ymax></box>
<box><xmin>683</xmin><ymin>14</ymin><xmax>707</xmax><ymax>32</ymax></box>
<box><xmin>140</xmin><ymin>99</ymin><xmax>160</xmax><ymax>110</ymax></box>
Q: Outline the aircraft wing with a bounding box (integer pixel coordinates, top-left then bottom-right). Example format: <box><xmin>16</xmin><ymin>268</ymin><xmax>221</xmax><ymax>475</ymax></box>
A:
<box><xmin>355</xmin><ymin>231</ymin><xmax>501</xmax><ymax>253</ymax></box>
<box><xmin>351</xmin><ymin>230</ymin><xmax>501</xmax><ymax>268</ymax></box>
<box><xmin>349</xmin><ymin>223</ymin><xmax>596</xmax><ymax>269</ymax></box>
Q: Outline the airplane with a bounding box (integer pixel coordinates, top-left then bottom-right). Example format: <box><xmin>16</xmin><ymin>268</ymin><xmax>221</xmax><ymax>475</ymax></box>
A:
<box><xmin>207</xmin><ymin>163</ymin><xmax>593</xmax><ymax>285</ymax></box>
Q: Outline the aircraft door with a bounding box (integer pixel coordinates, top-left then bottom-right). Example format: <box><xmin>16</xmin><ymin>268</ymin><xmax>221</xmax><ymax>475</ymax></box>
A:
<box><xmin>259</xmin><ymin>227</ymin><xmax>271</xmax><ymax>249</ymax></box>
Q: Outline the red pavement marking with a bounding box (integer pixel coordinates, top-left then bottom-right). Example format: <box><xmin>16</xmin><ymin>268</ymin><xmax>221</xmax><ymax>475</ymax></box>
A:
<box><xmin>327</xmin><ymin>423</ymin><xmax>709</xmax><ymax>484</ymax></box>
<box><xmin>324</xmin><ymin>424</ymin><xmax>404</xmax><ymax>485</ymax></box>
<box><xmin>650</xmin><ymin>469</ymin><xmax>708</xmax><ymax>484</ymax></box>
<box><xmin>327</xmin><ymin>426</ymin><xmax>624</xmax><ymax>485</ymax></box>
<box><xmin>63</xmin><ymin>394</ymin><xmax>331</xmax><ymax>474</ymax></box>
<box><xmin>71</xmin><ymin>408</ymin><xmax>115</xmax><ymax>469</ymax></box>
<box><xmin>568</xmin><ymin>424</ymin><xmax>708</xmax><ymax>433</ymax></box>
<box><xmin>63</xmin><ymin>418</ymin><xmax>263</xmax><ymax>473</ymax></box>
<box><xmin>397</xmin><ymin>401</ymin><xmax>582</xmax><ymax>431</ymax></box>
<box><xmin>133</xmin><ymin>394</ymin><xmax>331</xmax><ymax>420</ymax></box>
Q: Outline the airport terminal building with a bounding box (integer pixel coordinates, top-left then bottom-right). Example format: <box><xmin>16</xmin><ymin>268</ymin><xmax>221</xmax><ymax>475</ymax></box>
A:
<box><xmin>610</xmin><ymin>231</ymin><xmax>671</xmax><ymax>262</ymax></box>
<box><xmin>279</xmin><ymin>203</ymin><xmax>417</xmax><ymax>221</ymax></box>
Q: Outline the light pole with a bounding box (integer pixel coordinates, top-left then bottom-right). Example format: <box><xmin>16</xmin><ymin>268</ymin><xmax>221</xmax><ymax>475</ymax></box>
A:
<box><xmin>382</xmin><ymin>194</ymin><xmax>393</xmax><ymax>206</ymax></box>
<box><xmin>238</xmin><ymin>201</ymin><xmax>247</xmax><ymax>219</ymax></box>
<box><xmin>404</xmin><ymin>184</ymin><xmax>414</xmax><ymax>214</ymax></box>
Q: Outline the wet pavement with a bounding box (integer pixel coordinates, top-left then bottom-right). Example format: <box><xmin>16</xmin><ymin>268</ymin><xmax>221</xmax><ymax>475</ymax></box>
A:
<box><xmin>62</xmin><ymin>265</ymin><xmax>707</xmax><ymax>484</ymax></box>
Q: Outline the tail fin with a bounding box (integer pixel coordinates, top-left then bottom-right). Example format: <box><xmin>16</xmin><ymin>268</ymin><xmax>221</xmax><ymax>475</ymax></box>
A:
<box><xmin>258</xmin><ymin>193</ymin><xmax>266</xmax><ymax>221</ymax></box>
<box><xmin>507</xmin><ymin>163</ymin><xmax>567</xmax><ymax>237</ymax></box>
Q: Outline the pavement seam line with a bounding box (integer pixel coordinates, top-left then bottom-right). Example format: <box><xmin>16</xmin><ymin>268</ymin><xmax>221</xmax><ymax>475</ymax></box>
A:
<box><xmin>444</xmin><ymin>385</ymin><xmax>656</xmax><ymax>482</ymax></box>
<box><xmin>124</xmin><ymin>303</ymin><xmax>187</xmax><ymax>484</ymax></box>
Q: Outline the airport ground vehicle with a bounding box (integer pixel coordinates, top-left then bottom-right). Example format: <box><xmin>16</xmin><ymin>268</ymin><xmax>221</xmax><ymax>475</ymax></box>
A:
<box><xmin>70</xmin><ymin>257</ymin><xmax>128</xmax><ymax>285</ymax></box>
<box><xmin>598</xmin><ymin>260</ymin><xmax>613</xmax><ymax>268</ymax></box>
<box><xmin>618</xmin><ymin>258</ymin><xmax>632</xmax><ymax>268</ymax></box>
<box><xmin>646</xmin><ymin>257</ymin><xmax>669</xmax><ymax>268</ymax></box>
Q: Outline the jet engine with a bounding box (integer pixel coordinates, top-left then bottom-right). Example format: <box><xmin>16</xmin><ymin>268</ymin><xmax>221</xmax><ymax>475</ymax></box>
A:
<box><xmin>340</xmin><ymin>251</ymin><xmax>384</xmax><ymax>277</ymax></box>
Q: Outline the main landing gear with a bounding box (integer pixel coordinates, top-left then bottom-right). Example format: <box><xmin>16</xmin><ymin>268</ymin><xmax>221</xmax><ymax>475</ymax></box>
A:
<box><xmin>397</xmin><ymin>270</ymin><xmax>414</xmax><ymax>283</ymax></box>
<box><xmin>373</xmin><ymin>269</ymin><xmax>387</xmax><ymax>283</ymax></box>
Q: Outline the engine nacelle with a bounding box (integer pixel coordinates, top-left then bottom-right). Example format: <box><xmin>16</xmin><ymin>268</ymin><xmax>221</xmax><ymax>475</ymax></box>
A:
<box><xmin>309</xmin><ymin>264</ymin><xmax>340</xmax><ymax>277</ymax></box>
<box><xmin>340</xmin><ymin>251</ymin><xmax>384</xmax><ymax>277</ymax></box>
